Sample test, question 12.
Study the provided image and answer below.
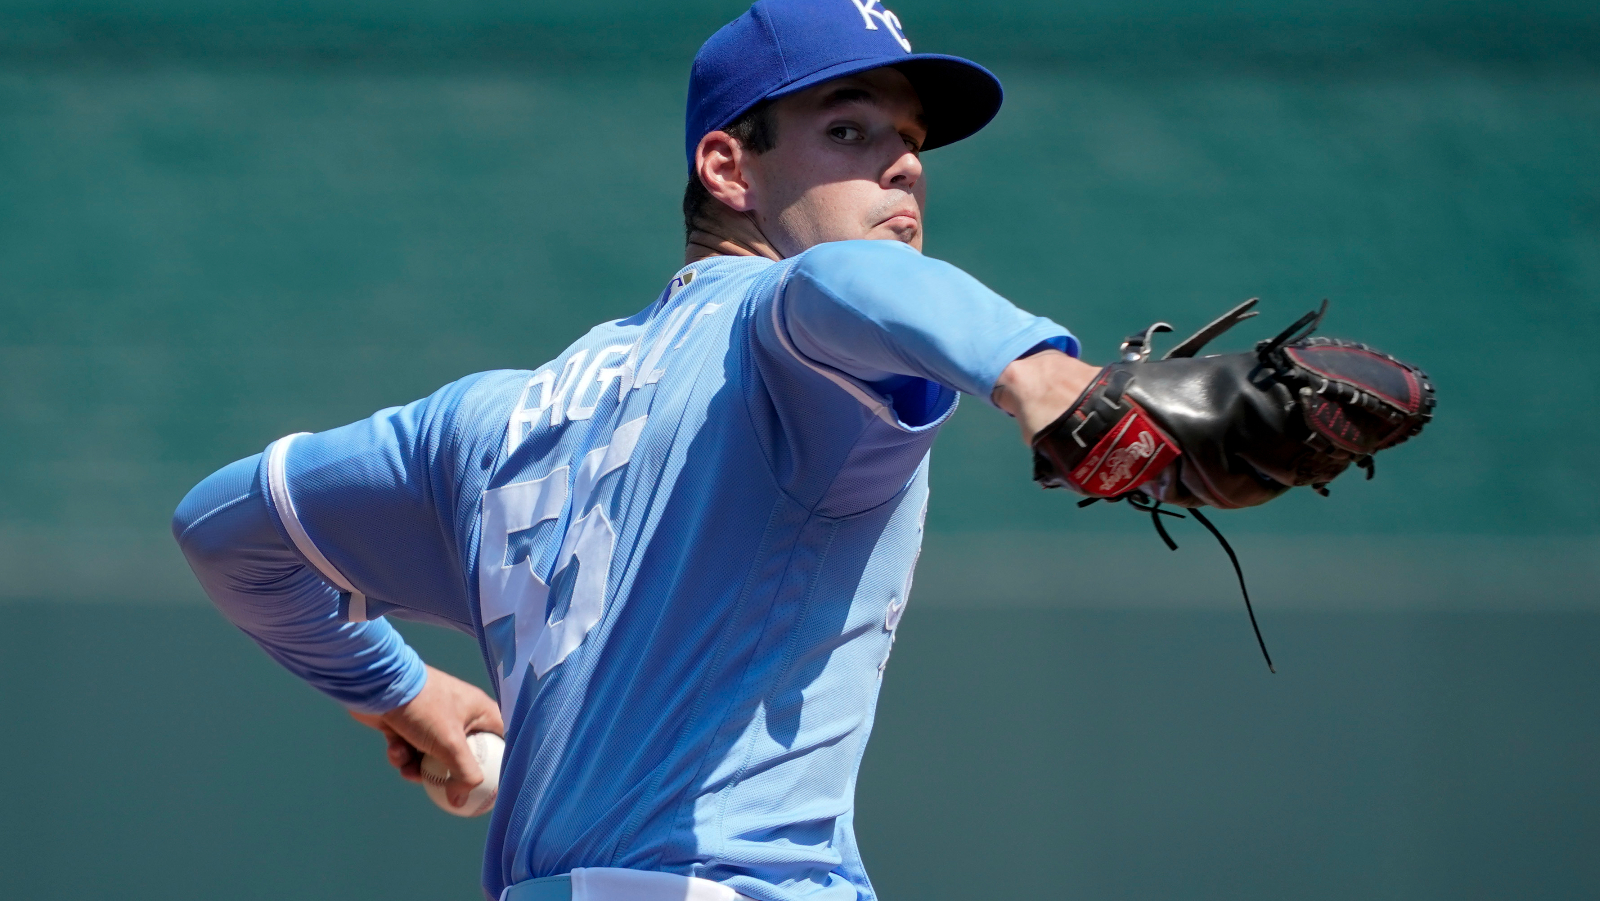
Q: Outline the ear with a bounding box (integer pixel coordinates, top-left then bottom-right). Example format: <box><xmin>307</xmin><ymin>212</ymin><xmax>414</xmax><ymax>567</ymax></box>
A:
<box><xmin>695</xmin><ymin>130</ymin><xmax>757</xmax><ymax>213</ymax></box>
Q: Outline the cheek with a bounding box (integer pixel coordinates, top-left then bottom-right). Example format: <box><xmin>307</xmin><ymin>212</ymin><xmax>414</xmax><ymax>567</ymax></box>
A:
<box><xmin>784</xmin><ymin>182</ymin><xmax>880</xmax><ymax>240</ymax></box>
<box><xmin>821</xmin><ymin>181</ymin><xmax>880</xmax><ymax>219</ymax></box>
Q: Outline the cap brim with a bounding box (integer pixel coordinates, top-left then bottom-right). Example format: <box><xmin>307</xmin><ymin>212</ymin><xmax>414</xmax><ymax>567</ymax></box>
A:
<box><xmin>756</xmin><ymin>53</ymin><xmax>1003</xmax><ymax>152</ymax></box>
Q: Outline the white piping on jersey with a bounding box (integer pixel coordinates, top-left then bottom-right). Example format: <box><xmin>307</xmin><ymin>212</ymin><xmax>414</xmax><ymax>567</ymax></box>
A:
<box><xmin>267</xmin><ymin>433</ymin><xmax>369</xmax><ymax>622</ymax></box>
<box><xmin>768</xmin><ymin>277</ymin><xmax>906</xmax><ymax>430</ymax></box>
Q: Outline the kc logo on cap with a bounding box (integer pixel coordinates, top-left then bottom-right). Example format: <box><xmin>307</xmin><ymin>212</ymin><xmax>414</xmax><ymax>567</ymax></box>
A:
<box><xmin>850</xmin><ymin>0</ymin><xmax>912</xmax><ymax>52</ymax></box>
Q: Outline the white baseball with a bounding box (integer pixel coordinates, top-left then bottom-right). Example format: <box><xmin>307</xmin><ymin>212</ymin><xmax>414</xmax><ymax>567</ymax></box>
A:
<box><xmin>420</xmin><ymin>731</ymin><xmax>504</xmax><ymax>818</ymax></box>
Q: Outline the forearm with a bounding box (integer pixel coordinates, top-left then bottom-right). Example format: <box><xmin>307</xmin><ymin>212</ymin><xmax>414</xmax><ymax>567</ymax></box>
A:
<box><xmin>172</xmin><ymin>454</ymin><xmax>426</xmax><ymax>714</ymax></box>
<box><xmin>781</xmin><ymin>240</ymin><xmax>1080</xmax><ymax>401</ymax></box>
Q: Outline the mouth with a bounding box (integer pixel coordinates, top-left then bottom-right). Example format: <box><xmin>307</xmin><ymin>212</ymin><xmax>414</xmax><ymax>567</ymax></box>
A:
<box><xmin>877</xmin><ymin>211</ymin><xmax>920</xmax><ymax>232</ymax></box>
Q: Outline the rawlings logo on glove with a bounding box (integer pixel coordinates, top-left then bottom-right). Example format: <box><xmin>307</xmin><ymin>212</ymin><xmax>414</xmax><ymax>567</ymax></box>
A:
<box><xmin>1068</xmin><ymin>408</ymin><xmax>1180</xmax><ymax>497</ymax></box>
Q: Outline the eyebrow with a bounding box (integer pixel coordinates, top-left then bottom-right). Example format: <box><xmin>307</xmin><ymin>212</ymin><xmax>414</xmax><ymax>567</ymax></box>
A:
<box><xmin>819</xmin><ymin>86</ymin><xmax>928</xmax><ymax>129</ymax></box>
<box><xmin>820</xmin><ymin>87</ymin><xmax>874</xmax><ymax>109</ymax></box>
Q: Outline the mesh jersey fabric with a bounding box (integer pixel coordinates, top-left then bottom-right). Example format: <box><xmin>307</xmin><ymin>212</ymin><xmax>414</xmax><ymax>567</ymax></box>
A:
<box><xmin>176</xmin><ymin>240</ymin><xmax>1076</xmax><ymax>901</ymax></box>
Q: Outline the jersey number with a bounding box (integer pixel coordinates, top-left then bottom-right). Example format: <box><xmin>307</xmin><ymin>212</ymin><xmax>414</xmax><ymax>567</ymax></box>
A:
<box><xmin>477</xmin><ymin>416</ymin><xmax>646</xmax><ymax>717</ymax></box>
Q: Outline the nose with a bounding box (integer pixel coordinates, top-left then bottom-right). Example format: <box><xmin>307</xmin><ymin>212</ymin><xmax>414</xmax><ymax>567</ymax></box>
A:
<box><xmin>882</xmin><ymin>144</ymin><xmax>922</xmax><ymax>192</ymax></box>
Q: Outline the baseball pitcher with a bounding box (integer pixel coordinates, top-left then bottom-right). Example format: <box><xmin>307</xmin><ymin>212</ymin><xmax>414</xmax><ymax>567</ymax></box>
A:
<box><xmin>174</xmin><ymin>2</ymin><xmax>1433</xmax><ymax>900</ymax></box>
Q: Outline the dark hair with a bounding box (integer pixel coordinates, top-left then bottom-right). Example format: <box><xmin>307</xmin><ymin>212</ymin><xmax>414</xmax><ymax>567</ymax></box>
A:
<box><xmin>683</xmin><ymin>101</ymin><xmax>778</xmax><ymax>240</ymax></box>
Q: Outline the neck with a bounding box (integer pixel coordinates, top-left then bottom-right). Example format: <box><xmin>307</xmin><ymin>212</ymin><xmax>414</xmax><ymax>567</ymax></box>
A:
<box><xmin>684</xmin><ymin>211</ymin><xmax>784</xmax><ymax>264</ymax></box>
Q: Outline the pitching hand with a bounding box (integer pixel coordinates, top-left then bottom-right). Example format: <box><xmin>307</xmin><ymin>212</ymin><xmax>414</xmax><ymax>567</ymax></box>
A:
<box><xmin>350</xmin><ymin>664</ymin><xmax>504</xmax><ymax>808</ymax></box>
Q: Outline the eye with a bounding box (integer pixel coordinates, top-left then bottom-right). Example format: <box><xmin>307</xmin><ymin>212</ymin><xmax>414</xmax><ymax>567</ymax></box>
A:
<box><xmin>829</xmin><ymin>124</ymin><xmax>865</xmax><ymax>143</ymax></box>
<box><xmin>901</xmin><ymin>134</ymin><xmax>923</xmax><ymax>154</ymax></box>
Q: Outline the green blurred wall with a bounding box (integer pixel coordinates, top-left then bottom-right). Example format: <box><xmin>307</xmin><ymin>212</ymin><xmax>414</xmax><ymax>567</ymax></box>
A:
<box><xmin>1</xmin><ymin>1</ymin><xmax>1596</xmax><ymax>898</ymax></box>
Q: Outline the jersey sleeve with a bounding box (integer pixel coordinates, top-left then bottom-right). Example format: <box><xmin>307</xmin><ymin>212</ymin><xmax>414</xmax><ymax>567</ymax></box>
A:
<box><xmin>261</xmin><ymin>370</ymin><xmax>522</xmax><ymax>631</ymax></box>
<box><xmin>173</xmin><ymin>453</ymin><xmax>427</xmax><ymax>714</ymax></box>
<box><xmin>776</xmin><ymin>240</ymin><xmax>1079</xmax><ymax>407</ymax></box>
<box><xmin>174</xmin><ymin>371</ymin><xmax>525</xmax><ymax>710</ymax></box>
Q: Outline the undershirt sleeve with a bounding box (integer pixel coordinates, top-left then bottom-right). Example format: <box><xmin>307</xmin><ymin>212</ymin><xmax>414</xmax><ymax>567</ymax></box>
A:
<box><xmin>779</xmin><ymin>240</ymin><xmax>1079</xmax><ymax>405</ymax></box>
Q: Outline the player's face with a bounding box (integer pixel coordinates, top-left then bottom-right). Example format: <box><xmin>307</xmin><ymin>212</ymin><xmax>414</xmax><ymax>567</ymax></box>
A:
<box><xmin>745</xmin><ymin>69</ymin><xmax>929</xmax><ymax>257</ymax></box>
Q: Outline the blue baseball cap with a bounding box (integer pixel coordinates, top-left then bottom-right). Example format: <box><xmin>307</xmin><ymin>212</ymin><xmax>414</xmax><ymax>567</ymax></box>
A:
<box><xmin>685</xmin><ymin>0</ymin><xmax>1004</xmax><ymax>171</ymax></box>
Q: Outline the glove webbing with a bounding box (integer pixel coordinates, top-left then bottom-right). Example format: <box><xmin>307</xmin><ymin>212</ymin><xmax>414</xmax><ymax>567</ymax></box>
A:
<box><xmin>1079</xmin><ymin>496</ymin><xmax>1277</xmax><ymax>674</ymax></box>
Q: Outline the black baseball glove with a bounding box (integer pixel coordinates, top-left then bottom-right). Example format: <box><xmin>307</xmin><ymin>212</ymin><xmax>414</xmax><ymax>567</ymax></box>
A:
<box><xmin>1031</xmin><ymin>298</ymin><xmax>1435</xmax><ymax>509</ymax></box>
<box><xmin>1030</xmin><ymin>299</ymin><xmax>1436</xmax><ymax>671</ymax></box>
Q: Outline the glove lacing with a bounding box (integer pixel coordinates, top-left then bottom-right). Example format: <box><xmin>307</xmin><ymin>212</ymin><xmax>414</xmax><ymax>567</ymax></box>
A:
<box><xmin>1078</xmin><ymin>494</ymin><xmax>1277</xmax><ymax>674</ymax></box>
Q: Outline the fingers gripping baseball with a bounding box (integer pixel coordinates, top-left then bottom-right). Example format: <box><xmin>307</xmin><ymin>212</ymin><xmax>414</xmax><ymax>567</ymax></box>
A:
<box><xmin>351</xmin><ymin>664</ymin><xmax>504</xmax><ymax>807</ymax></box>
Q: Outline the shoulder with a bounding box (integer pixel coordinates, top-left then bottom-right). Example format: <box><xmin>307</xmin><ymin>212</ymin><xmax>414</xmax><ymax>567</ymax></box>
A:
<box><xmin>680</xmin><ymin>256</ymin><xmax>785</xmax><ymax>311</ymax></box>
<box><xmin>422</xmin><ymin>370</ymin><xmax>534</xmax><ymax>422</ymax></box>
<box><xmin>399</xmin><ymin>369</ymin><xmax>543</xmax><ymax>463</ymax></box>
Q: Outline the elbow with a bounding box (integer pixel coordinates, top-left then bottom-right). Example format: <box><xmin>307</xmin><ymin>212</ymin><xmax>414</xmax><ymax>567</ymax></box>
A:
<box><xmin>171</xmin><ymin>454</ymin><xmax>263</xmax><ymax>571</ymax></box>
<box><xmin>171</xmin><ymin>483</ymin><xmax>204</xmax><ymax>547</ymax></box>
<box><xmin>172</xmin><ymin>485</ymin><xmax>215</xmax><ymax>567</ymax></box>
<box><xmin>172</xmin><ymin>485</ymin><xmax>229</xmax><ymax>578</ymax></box>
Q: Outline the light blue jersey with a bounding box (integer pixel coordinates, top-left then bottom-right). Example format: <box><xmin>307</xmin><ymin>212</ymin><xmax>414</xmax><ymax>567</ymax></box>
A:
<box><xmin>175</xmin><ymin>240</ymin><xmax>1076</xmax><ymax>901</ymax></box>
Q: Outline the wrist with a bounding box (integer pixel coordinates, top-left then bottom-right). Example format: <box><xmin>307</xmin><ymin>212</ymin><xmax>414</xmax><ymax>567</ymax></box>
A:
<box><xmin>992</xmin><ymin>350</ymin><xmax>1101</xmax><ymax>444</ymax></box>
<box><xmin>350</xmin><ymin>645</ymin><xmax>428</xmax><ymax>717</ymax></box>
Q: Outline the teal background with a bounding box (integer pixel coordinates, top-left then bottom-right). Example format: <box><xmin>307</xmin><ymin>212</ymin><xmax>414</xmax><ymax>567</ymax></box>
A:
<box><xmin>1</xmin><ymin>1</ymin><xmax>1596</xmax><ymax>898</ymax></box>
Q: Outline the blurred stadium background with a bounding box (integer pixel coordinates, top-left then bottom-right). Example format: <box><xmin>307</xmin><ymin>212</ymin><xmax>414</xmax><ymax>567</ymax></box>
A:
<box><xmin>1</xmin><ymin>0</ymin><xmax>1596</xmax><ymax>898</ymax></box>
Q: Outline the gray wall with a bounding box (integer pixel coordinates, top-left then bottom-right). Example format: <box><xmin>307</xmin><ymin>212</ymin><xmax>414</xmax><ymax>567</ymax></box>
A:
<box><xmin>2</xmin><ymin>1</ymin><xmax>1596</xmax><ymax>898</ymax></box>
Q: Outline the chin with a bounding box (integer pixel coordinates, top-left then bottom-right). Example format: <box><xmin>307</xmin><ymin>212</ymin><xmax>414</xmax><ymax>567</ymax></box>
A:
<box><xmin>868</xmin><ymin>225</ymin><xmax>920</xmax><ymax>246</ymax></box>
